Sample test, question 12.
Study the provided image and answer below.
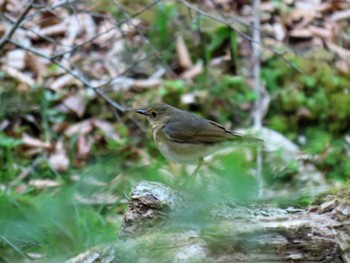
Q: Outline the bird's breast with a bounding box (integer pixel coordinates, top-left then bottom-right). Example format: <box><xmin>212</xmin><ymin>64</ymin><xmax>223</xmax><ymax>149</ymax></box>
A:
<box><xmin>153</xmin><ymin>128</ymin><xmax>212</xmax><ymax>164</ymax></box>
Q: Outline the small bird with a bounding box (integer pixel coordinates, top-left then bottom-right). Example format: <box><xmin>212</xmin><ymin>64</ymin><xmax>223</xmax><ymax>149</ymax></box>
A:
<box><xmin>136</xmin><ymin>103</ymin><xmax>262</xmax><ymax>175</ymax></box>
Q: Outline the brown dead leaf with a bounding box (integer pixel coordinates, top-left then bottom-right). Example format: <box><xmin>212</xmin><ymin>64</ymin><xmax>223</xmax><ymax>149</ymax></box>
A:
<box><xmin>48</xmin><ymin>152</ymin><xmax>69</xmax><ymax>172</ymax></box>
<box><xmin>273</xmin><ymin>21</ymin><xmax>286</xmax><ymax>41</ymax></box>
<box><xmin>48</xmin><ymin>141</ymin><xmax>69</xmax><ymax>172</ymax></box>
<box><xmin>210</xmin><ymin>54</ymin><xmax>231</xmax><ymax>67</ymax></box>
<box><xmin>23</xmin><ymin>148</ymin><xmax>44</xmax><ymax>156</ymax></box>
<box><xmin>289</xmin><ymin>28</ymin><xmax>313</xmax><ymax>38</ymax></box>
<box><xmin>326</xmin><ymin>41</ymin><xmax>350</xmax><ymax>60</ymax></box>
<box><xmin>261</xmin><ymin>1</ymin><xmax>276</xmax><ymax>13</ymax></box>
<box><xmin>133</xmin><ymin>79</ymin><xmax>161</xmax><ymax>88</ymax></box>
<box><xmin>39</xmin><ymin>11</ymin><xmax>61</xmax><ymax>28</ymax></box>
<box><xmin>25</xmin><ymin>52</ymin><xmax>46</xmax><ymax>79</ymax></box>
<box><xmin>285</xmin><ymin>9</ymin><xmax>315</xmax><ymax>29</ymax></box>
<box><xmin>22</xmin><ymin>134</ymin><xmax>51</xmax><ymax>149</ymax></box>
<box><xmin>0</xmin><ymin>23</ymin><xmax>6</xmax><ymax>37</ymax></box>
<box><xmin>64</xmin><ymin>119</ymin><xmax>93</xmax><ymax>137</ymax></box>
<box><xmin>180</xmin><ymin>62</ymin><xmax>203</xmax><ymax>79</ymax></box>
<box><xmin>2</xmin><ymin>0</ymin><xmax>21</xmax><ymax>12</ymax></box>
<box><xmin>1</xmin><ymin>66</ymin><xmax>35</xmax><ymax>86</ymax></box>
<box><xmin>297</xmin><ymin>107</ymin><xmax>312</xmax><ymax>119</ymax></box>
<box><xmin>121</xmin><ymin>18</ymin><xmax>142</xmax><ymax>36</ymax></box>
<box><xmin>81</xmin><ymin>13</ymin><xmax>97</xmax><ymax>39</ymax></box>
<box><xmin>335</xmin><ymin>60</ymin><xmax>350</xmax><ymax>75</ymax></box>
<box><xmin>331</xmin><ymin>8</ymin><xmax>350</xmax><ymax>22</ymax></box>
<box><xmin>31</xmin><ymin>23</ymin><xmax>67</xmax><ymax>40</ymax></box>
<box><xmin>309</xmin><ymin>25</ymin><xmax>333</xmax><ymax>41</ymax></box>
<box><xmin>50</xmin><ymin>74</ymin><xmax>74</xmax><ymax>91</ymax></box>
<box><xmin>319</xmin><ymin>1</ymin><xmax>350</xmax><ymax>13</ymax></box>
<box><xmin>6</xmin><ymin>49</ymin><xmax>26</xmax><ymax>69</ymax></box>
<box><xmin>93</xmin><ymin>21</ymin><xmax>119</xmax><ymax>47</ymax></box>
<box><xmin>63</xmin><ymin>16</ymin><xmax>83</xmax><ymax>47</ymax></box>
<box><xmin>77</xmin><ymin>134</ymin><xmax>91</xmax><ymax>159</ymax></box>
<box><xmin>92</xmin><ymin>119</ymin><xmax>120</xmax><ymax>141</ymax></box>
<box><xmin>176</xmin><ymin>34</ymin><xmax>192</xmax><ymax>69</ymax></box>
<box><xmin>29</xmin><ymin>179</ymin><xmax>62</xmax><ymax>188</ymax></box>
<box><xmin>62</xmin><ymin>94</ymin><xmax>86</xmax><ymax>117</ymax></box>
<box><xmin>316</xmin><ymin>2</ymin><xmax>334</xmax><ymax>13</ymax></box>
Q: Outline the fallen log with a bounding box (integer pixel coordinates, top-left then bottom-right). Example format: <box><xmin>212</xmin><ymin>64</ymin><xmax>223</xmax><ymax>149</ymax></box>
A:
<box><xmin>67</xmin><ymin>181</ymin><xmax>350</xmax><ymax>263</ymax></box>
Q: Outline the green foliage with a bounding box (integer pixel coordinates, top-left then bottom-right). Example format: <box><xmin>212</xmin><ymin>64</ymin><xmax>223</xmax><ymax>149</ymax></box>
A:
<box><xmin>0</xmin><ymin>87</ymin><xmax>42</xmax><ymax>118</ymax></box>
<box><xmin>268</xmin><ymin>115</ymin><xmax>290</xmax><ymax>134</ymax></box>
<box><xmin>303</xmin><ymin>129</ymin><xmax>331</xmax><ymax>155</ymax></box>
<box><xmin>280</xmin><ymin>88</ymin><xmax>306</xmax><ymax>112</ymax></box>
<box><xmin>0</xmin><ymin>133</ymin><xmax>22</xmax><ymax>149</ymax></box>
<box><xmin>263</xmin><ymin>51</ymin><xmax>350</xmax><ymax>134</ymax></box>
<box><xmin>158</xmin><ymin>80</ymin><xmax>186</xmax><ymax>97</ymax></box>
<box><xmin>205</xmin><ymin>27</ymin><xmax>235</xmax><ymax>62</ymax></box>
<box><xmin>206</xmin><ymin>149</ymin><xmax>259</xmax><ymax>200</ymax></box>
<box><xmin>182</xmin><ymin>72</ymin><xmax>256</xmax><ymax>126</ymax></box>
<box><xmin>321</xmin><ymin>139</ymin><xmax>350</xmax><ymax>181</ymax></box>
<box><xmin>262</xmin><ymin>50</ymin><xmax>350</xmax><ymax>180</ymax></box>
<box><xmin>0</xmin><ymin>188</ymin><xmax>118</xmax><ymax>262</ymax></box>
<box><xmin>0</xmin><ymin>155</ymin><xmax>133</xmax><ymax>261</ymax></box>
<box><xmin>0</xmin><ymin>133</ymin><xmax>22</xmax><ymax>181</ymax></box>
<box><xmin>41</xmin><ymin>90</ymin><xmax>64</xmax><ymax>140</ymax></box>
<box><xmin>85</xmin><ymin>0</ymin><xmax>120</xmax><ymax>17</ymax></box>
<box><xmin>148</xmin><ymin>2</ymin><xmax>178</xmax><ymax>63</ymax></box>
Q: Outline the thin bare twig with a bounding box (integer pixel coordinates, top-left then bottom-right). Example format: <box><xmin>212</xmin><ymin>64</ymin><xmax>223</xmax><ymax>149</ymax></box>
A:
<box><xmin>51</xmin><ymin>0</ymin><xmax>163</xmax><ymax>60</ymax></box>
<box><xmin>0</xmin><ymin>12</ymin><xmax>69</xmax><ymax>47</ymax></box>
<box><xmin>177</xmin><ymin>0</ymin><xmax>301</xmax><ymax>72</ymax></box>
<box><xmin>112</xmin><ymin>0</ymin><xmax>176</xmax><ymax>77</ymax></box>
<box><xmin>0</xmin><ymin>0</ymin><xmax>35</xmax><ymax>51</ymax></box>
<box><xmin>8</xmin><ymin>39</ymin><xmax>128</xmax><ymax>112</ymax></box>
<box><xmin>208</xmin><ymin>0</ymin><xmax>251</xmax><ymax>31</ymax></box>
<box><xmin>128</xmin><ymin>0</ymin><xmax>163</xmax><ymax>19</ymax></box>
<box><xmin>23</xmin><ymin>0</ymin><xmax>77</xmax><ymax>24</ymax></box>
<box><xmin>94</xmin><ymin>55</ymin><xmax>154</xmax><ymax>89</ymax></box>
<box><xmin>50</xmin><ymin>26</ymin><xmax>119</xmax><ymax>60</ymax></box>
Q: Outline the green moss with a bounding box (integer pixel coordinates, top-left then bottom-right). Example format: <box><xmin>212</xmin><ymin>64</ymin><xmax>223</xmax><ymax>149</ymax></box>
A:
<box><xmin>313</xmin><ymin>185</ymin><xmax>350</xmax><ymax>206</ymax></box>
<box><xmin>305</xmin><ymin>89</ymin><xmax>329</xmax><ymax>119</ymax></box>
<box><xmin>262</xmin><ymin>49</ymin><xmax>350</xmax><ymax>180</ymax></box>
<box><xmin>268</xmin><ymin>115</ymin><xmax>290</xmax><ymax>133</ymax></box>
<box><xmin>330</xmin><ymin>93</ymin><xmax>350</xmax><ymax>119</ymax></box>
<box><xmin>280</xmin><ymin>88</ymin><xmax>306</xmax><ymax>112</ymax></box>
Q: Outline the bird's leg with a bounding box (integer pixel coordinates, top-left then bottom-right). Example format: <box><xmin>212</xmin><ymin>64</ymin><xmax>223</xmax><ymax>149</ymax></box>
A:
<box><xmin>190</xmin><ymin>157</ymin><xmax>204</xmax><ymax>178</ymax></box>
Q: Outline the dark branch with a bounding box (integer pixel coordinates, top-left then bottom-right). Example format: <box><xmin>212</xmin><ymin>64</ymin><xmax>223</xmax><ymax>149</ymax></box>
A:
<box><xmin>0</xmin><ymin>0</ymin><xmax>35</xmax><ymax>51</ymax></box>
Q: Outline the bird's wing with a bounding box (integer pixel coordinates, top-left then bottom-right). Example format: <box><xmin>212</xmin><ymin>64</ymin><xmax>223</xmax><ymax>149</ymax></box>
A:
<box><xmin>162</xmin><ymin>114</ymin><xmax>242</xmax><ymax>144</ymax></box>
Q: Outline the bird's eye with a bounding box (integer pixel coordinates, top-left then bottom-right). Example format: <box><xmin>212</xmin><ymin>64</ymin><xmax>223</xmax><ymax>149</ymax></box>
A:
<box><xmin>151</xmin><ymin>111</ymin><xmax>157</xmax><ymax>118</ymax></box>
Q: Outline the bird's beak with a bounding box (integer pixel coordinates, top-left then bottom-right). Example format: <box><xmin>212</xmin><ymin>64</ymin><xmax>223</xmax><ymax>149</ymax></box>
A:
<box><xmin>136</xmin><ymin>109</ymin><xmax>148</xmax><ymax>116</ymax></box>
